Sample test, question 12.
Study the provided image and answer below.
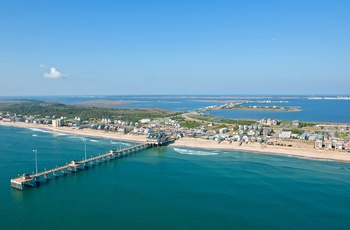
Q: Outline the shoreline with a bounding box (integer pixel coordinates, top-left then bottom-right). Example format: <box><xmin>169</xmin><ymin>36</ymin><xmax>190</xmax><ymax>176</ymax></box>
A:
<box><xmin>1</xmin><ymin>121</ymin><xmax>350</xmax><ymax>163</ymax></box>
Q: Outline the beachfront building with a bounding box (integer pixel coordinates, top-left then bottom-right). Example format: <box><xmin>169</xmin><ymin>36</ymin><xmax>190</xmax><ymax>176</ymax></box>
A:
<box><xmin>257</xmin><ymin>136</ymin><xmax>263</xmax><ymax>143</ymax></box>
<box><xmin>345</xmin><ymin>143</ymin><xmax>350</xmax><ymax>153</ymax></box>
<box><xmin>335</xmin><ymin>141</ymin><xmax>344</xmax><ymax>151</ymax></box>
<box><xmin>15</xmin><ymin>117</ymin><xmax>25</xmax><ymax>122</ymax></box>
<box><xmin>52</xmin><ymin>118</ymin><xmax>64</xmax><ymax>127</ymax></box>
<box><xmin>144</xmin><ymin>128</ymin><xmax>153</xmax><ymax>135</ymax></box>
<box><xmin>2</xmin><ymin>117</ymin><xmax>13</xmax><ymax>122</ymax></box>
<box><xmin>315</xmin><ymin>139</ymin><xmax>323</xmax><ymax>148</ymax></box>
<box><xmin>324</xmin><ymin>140</ymin><xmax>333</xmax><ymax>149</ymax></box>
<box><xmin>75</xmin><ymin>117</ymin><xmax>83</xmax><ymax>122</ymax></box>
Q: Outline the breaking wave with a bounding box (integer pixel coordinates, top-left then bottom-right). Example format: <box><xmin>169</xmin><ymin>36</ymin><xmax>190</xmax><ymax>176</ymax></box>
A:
<box><xmin>173</xmin><ymin>148</ymin><xmax>219</xmax><ymax>156</ymax></box>
<box><xmin>68</xmin><ymin>135</ymin><xmax>82</xmax><ymax>139</ymax></box>
<box><xmin>89</xmin><ymin>139</ymin><xmax>99</xmax><ymax>143</ymax></box>
<box><xmin>110</xmin><ymin>141</ymin><xmax>132</xmax><ymax>147</ymax></box>
<box><xmin>56</xmin><ymin>132</ymin><xmax>69</xmax><ymax>136</ymax></box>
<box><xmin>30</xmin><ymin>128</ymin><xmax>52</xmax><ymax>134</ymax></box>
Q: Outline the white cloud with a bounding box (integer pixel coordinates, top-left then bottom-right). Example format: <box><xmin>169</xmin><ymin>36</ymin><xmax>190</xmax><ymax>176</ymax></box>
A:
<box><xmin>44</xmin><ymin>67</ymin><xmax>67</xmax><ymax>79</ymax></box>
<box><xmin>39</xmin><ymin>64</ymin><xmax>47</xmax><ymax>69</ymax></box>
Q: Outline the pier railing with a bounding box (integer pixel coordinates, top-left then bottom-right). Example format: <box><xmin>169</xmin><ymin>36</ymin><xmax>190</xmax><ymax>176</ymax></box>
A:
<box><xmin>11</xmin><ymin>142</ymin><xmax>152</xmax><ymax>190</ymax></box>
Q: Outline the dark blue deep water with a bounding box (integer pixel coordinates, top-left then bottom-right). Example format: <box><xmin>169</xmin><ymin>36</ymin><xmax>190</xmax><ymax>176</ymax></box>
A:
<box><xmin>1</xmin><ymin>125</ymin><xmax>350</xmax><ymax>229</ymax></box>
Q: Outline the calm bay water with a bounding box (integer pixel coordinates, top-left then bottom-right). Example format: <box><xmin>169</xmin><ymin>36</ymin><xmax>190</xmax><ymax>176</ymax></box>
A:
<box><xmin>2</xmin><ymin>95</ymin><xmax>350</xmax><ymax>123</ymax></box>
<box><xmin>1</xmin><ymin>125</ymin><xmax>350</xmax><ymax>229</ymax></box>
<box><xmin>209</xmin><ymin>99</ymin><xmax>350</xmax><ymax>123</ymax></box>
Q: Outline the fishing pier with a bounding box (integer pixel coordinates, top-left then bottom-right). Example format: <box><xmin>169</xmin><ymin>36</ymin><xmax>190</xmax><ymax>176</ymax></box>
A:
<box><xmin>11</xmin><ymin>131</ymin><xmax>175</xmax><ymax>191</ymax></box>
<box><xmin>11</xmin><ymin>142</ymin><xmax>154</xmax><ymax>191</ymax></box>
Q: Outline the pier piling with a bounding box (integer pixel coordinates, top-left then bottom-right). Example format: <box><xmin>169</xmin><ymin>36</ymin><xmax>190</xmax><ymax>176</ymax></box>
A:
<box><xmin>10</xmin><ymin>142</ymin><xmax>152</xmax><ymax>190</ymax></box>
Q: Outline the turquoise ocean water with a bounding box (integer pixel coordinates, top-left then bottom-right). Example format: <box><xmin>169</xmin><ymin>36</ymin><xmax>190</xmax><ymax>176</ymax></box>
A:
<box><xmin>1</xmin><ymin>125</ymin><xmax>350</xmax><ymax>229</ymax></box>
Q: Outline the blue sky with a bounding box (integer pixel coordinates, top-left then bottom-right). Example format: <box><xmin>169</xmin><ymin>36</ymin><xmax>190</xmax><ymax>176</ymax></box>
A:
<box><xmin>0</xmin><ymin>0</ymin><xmax>349</xmax><ymax>96</ymax></box>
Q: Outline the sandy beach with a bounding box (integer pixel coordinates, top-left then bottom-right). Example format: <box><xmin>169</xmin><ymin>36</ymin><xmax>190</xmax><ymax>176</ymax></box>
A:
<box><xmin>2</xmin><ymin>121</ymin><xmax>350</xmax><ymax>163</ymax></box>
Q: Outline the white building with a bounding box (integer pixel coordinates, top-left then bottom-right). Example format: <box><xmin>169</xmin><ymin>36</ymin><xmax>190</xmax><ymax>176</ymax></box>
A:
<box><xmin>279</xmin><ymin>131</ymin><xmax>292</xmax><ymax>139</ymax></box>
<box><xmin>144</xmin><ymin>128</ymin><xmax>153</xmax><ymax>134</ymax></box>
<box><xmin>140</xmin><ymin>119</ymin><xmax>151</xmax><ymax>124</ymax></box>
<box><xmin>52</xmin><ymin>118</ymin><xmax>64</xmax><ymax>127</ymax></box>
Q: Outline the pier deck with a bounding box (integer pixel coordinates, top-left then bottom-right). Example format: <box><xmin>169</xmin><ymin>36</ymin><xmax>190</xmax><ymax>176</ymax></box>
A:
<box><xmin>11</xmin><ymin>142</ymin><xmax>152</xmax><ymax>190</ymax></box>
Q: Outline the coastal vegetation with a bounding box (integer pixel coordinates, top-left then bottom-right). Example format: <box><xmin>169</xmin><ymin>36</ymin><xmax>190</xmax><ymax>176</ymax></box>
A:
<box><xmin>337</xmin><ymin>132</ymin><xmax>348</xmax><ymax>139</ymax></box>
<box><xmin>280</xmin><ymin>120</ymin><xmax>292</xmax><ymax>125</ymax></box>
<box><xmin>181</xmin><ymin>120</ymin><xmax>202</xmax><ymax>129</ymax></box>
<box><xmin>298</xmin><ymin>122</ymin><xmax>317</xmax><ymax>128</ymax></box>
<box><xmin>283</xmin><ymin>128</ymin><xmax>304</xmax><ymax>135</ymax></box>
<box><xmin>0</xmin><ymin>100</ymin><xmax>175</xmax><ymax>122</ymax></box>
<box><xmin>217</xmin><ymin>119</ymin><xmax>257</xmax><ymax>126</ymax></box>
<box><xmin>187</xmin><ymin>115</ymin><xmax>215</xmax><ymax>122</ymax></box>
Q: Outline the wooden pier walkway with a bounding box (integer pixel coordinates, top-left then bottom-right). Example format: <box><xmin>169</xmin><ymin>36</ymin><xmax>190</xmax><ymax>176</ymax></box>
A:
<box><xmin>10</xmin><ymin>142</ymin><xmax>152</xmax><ymax>190</ymax></box>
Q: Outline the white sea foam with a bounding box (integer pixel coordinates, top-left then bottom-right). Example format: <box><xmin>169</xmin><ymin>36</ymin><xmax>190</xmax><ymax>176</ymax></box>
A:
<box><xmin>32</xmin><ymin>134</ymin><xmax>37</xmax><ymax>137</ymax></box>
<box><xmin>286</xmin><ymin>154</ymin><xmax>333</xmax><ymax>162</ymax></box>
<box><xmin>42</xmin><ymin>130</ymin><xmax>53</xmax><ymax>134</ymax></box>
<box><xmin>89</xmin><ymin>139</ymin><xmax>99</xmax><ymax>143</ymax></box>
<box><xmin>56</xmin><ymin>132</ymin><xmax>69</xmax><ymax>136</ymax></box>
<box><xmin>110</xmin><ymin>141</ymin><xmax>132</xmax><ymax>147</ymax></box>
<box><xmin>30</xmin><ymin>128</ymin><xmax>45</xmax><ymax>132</ymax></box>
<box><xmin>173</xmin><ymin>148</ymin><xmax>219</xmax><ymax>156</ymax></box>
<box><xmin>68</xmin><ymin>135</ymin><xmax>82</xmax><ymax>139</ymax></box>
<box><xmin>30</xmin><ymin>128</ymin><xmax>52</xmax><ymax>134</ymax></box>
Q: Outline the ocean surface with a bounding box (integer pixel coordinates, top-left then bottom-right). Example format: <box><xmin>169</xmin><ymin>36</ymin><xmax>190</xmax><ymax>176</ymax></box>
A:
<box><xmin>1</xmin><ymin>125</ymin><xmax>350</xmax><ymax>229</ymax></box>
<box><xmin>2</xmin><ymin>95</ymin><xmax>350</xmax><ymax>123</ymax></box>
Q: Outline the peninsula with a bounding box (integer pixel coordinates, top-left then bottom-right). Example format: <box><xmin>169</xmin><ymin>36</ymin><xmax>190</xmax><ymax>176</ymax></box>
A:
<box><xmin>1</xmin><ymin>100</ymin><xmax>350</xmax><ymax>163</ymax></box>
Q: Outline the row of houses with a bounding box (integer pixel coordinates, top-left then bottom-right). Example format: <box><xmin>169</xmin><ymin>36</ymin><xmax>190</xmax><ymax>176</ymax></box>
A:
<box><xmin>236</xmin><ymin>127</ymin><xmax>272</xmax><ymax>136</ymax></box>
<box><xmin>317</xmin><ymin>124</ymin><xmax>350</xmax><ymax>132</ymax></box>
<box><xmin>300</xmin><ymin>133</ymin><xmax>324</xmax><ymax>141</ymax></box>
<box><xmin>89</xmin><ymin>124</ymin><xmax>126</xmax><ymax>132</ymax></box>
<box><xmin>201</xmin><ymin>133</ymin><xmax>264</xmax><ymax>143</ymax></box>
<box><xmin>315</xmin><ymin>139</ymin><xmax>350</xmax><ymax>152</ymax></box>
<box><xmin>259</xmin><ymin>118</ymin><xmax>280</xmax><ymax>126</ymax></box>
<box><xmin>100</xmin><ymin>118</ymin><xmax>139</xmax><ymax>126</ymax></box>
<box><xmin>164</xmin><ymin>119</ymin><xmax>182</xmax><ymax>128</ymax></box>
<box><xmin>133</xmin><ymin>127</ymin><xmax>153</xmax><ymax>135</ymax></box>
<box><xmin>1</xmin><ymin>116</ymin><xmax>53</xmax><ymax>125</ymax></box>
